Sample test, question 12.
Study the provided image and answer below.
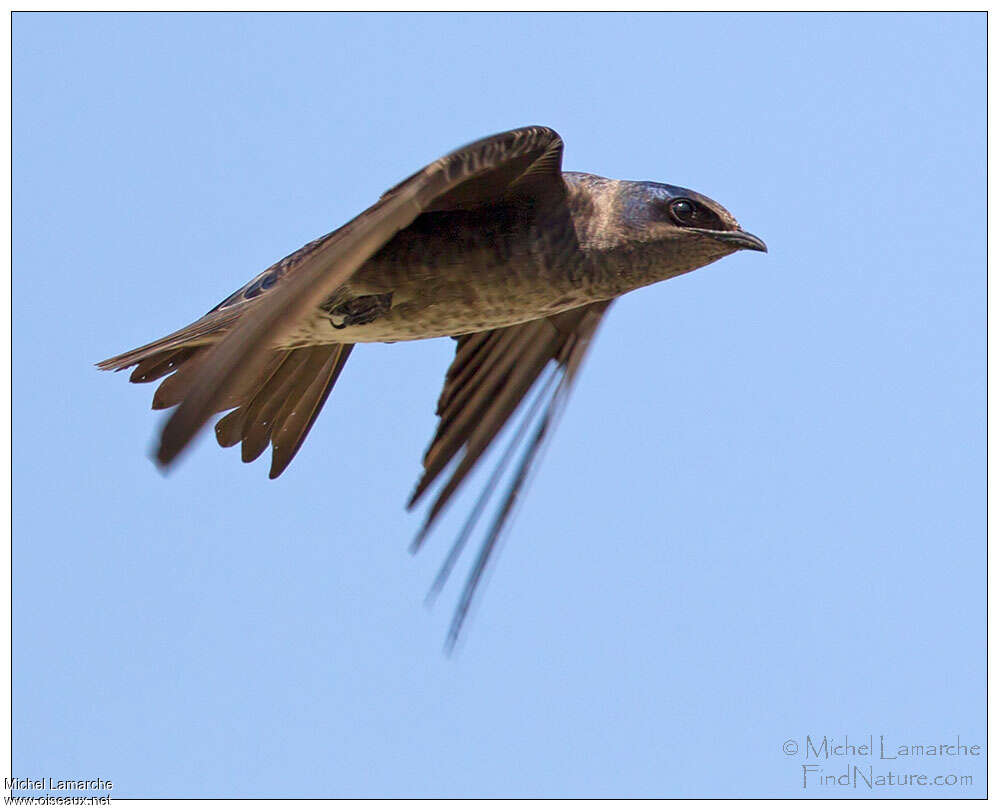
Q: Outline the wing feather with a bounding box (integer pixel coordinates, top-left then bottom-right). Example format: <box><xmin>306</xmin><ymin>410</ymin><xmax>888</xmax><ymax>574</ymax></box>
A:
<box><xmin>155</xmin><ymin>126</ymin><xmax>563</xmax><ymax>467</ymax></box>
<box><xmin>269</xmin><ymin>344</ymin><xmax>353</xmax><ymax>479</ymax></box>
<box><xmin>238</xmin><ymin>350</ymin><xmax>317</xmax><ymax>463</ymax></box>
<box><xmin>97</xmin><ymin>126</ymin><xmax>594</xmax><ymax>649</ymax></box>
<box><xmin>410</xmin><ymin>302</ymin><xmax>612</xmax><ymax>650</ymax></box>
<box><xmin>98</xmin><ymin>126</ymin><xmax>565</xmax><ymax>479</ymax></box>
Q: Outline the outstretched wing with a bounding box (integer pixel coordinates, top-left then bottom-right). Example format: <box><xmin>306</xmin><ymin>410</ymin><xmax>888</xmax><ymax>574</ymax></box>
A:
<box><xmin>410</xmin><ymin>301</ymin><xmax>612</xmax><ymax>650</ymax></box>
<box><xmin>98</xmin><ymin>125</ymin><xmax>566</xmax><ymax>476</ymax></box>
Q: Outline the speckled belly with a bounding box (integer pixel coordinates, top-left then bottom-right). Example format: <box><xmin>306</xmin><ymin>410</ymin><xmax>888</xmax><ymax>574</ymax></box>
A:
<box><xmin>285</xmin><ymin>268</ymin><xmax>592</xmax><ymax>345</ymax></box>
<box><xmin>281</xmin><ymin>223</ymin><xmax>595</xmax><ymax>345</ymax></box>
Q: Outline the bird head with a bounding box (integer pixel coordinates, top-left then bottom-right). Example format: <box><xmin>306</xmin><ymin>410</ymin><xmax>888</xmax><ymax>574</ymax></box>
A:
<box><xmin>616</xmin><ymin>180</ymin><xmax>767</xmax><ymax>274</ymax></box>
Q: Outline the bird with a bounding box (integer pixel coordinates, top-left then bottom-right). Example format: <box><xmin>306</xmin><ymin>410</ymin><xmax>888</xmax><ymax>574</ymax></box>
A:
<box><xmin>97</xmin><ymin>125</ymin><xmax>766</xmax><ymax>649</ymax></box>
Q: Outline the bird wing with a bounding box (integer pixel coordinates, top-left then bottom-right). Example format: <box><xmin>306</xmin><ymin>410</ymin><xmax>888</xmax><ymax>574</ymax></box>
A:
<box><xmin>98</xmin><ymin>125</ymin><xmax>566</xmax><ymax>475</ymax></box>
<box><xmin>410</xmin><ymin>300</ymin><xmax>612</xmax><ymax>650</ymax></box>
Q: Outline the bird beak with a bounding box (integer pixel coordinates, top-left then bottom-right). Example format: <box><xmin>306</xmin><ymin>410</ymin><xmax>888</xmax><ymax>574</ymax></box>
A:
<box><xmin>707</xmin><ymin>229</ymin><xmax>768</xmax><ymax>253</ymax></box>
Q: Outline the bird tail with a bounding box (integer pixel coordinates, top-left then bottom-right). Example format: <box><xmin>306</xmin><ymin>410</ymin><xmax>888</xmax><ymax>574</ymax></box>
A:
<box><xmin>96</xmin><ymin>313</ymin><xmax>353</xmax><ymax>478</ymax></box>
<box><xmin>95</xmin><ymin>307</ymin><xmax>241</xmax><ymax>374</ymax></box>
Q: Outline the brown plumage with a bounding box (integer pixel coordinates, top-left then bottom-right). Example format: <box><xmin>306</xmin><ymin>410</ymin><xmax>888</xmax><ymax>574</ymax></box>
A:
<box><xmin>97</xmin><ymin>125</ymin><xmax>765</xmax><ymax>648</ymax></box>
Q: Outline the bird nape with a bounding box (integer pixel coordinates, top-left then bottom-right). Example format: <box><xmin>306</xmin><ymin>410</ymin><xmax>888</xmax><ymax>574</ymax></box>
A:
<box><xmin>97</xmin><ymin>125</ymin><xmax>766</xmax><ymax>651</ymax></box>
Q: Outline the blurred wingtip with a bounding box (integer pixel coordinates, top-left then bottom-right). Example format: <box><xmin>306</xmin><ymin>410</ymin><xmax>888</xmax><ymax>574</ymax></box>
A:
<box><xmin>408</xmin><ymin>521</ymin><xmax>431</xmax><ymax>554</ymax></box>
<box><xmin>150</xmin><ymin>443</ymin><xmax>174</xmax><ymax>476</ymax></box>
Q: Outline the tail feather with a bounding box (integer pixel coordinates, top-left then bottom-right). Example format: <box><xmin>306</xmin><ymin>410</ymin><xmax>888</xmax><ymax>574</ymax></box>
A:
<box><xmin>129</xmin><ymin>348</ymin><xmax>198</xmax><ymax>384</ymax></box>
<box><xmin>98</xmin><ymin>313</ymin><xmax>352</xmax><ymax>476</ymax></box>
<box><xmin>96</xmin><ymin>307</ymin><xmax>242</xmax><ymax>373</ymax></box>
<box><xmin>269</xmin><ymin>345</ymin><xmax>353</xmax><ymax>479</ymax></box>
<box><xmin>152</xmin><ymin>352</ymin><xmax>212</xmax><ymax>410</ymax></box>
<box><xmin>239</xmin><ymin>350</ymin><xmax>313</xmax><ymax>463</ymax></box>
<box><xmin>215</xmin><ymin>408</ymin><xmax>247</xmax><ymax>448</ymax></box>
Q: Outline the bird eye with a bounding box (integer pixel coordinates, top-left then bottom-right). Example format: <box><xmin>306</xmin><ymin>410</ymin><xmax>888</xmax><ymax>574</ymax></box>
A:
<box><xmin>670</xmin><ymin>199</ymin><xmax>696</xmax><ymax>225</ymax></box>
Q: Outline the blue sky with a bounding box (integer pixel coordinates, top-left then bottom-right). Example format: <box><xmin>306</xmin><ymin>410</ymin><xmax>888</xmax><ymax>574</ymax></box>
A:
<box><xmin>13</xmin><ymin>12</ymin><xmax>984</xmax><ymax>799</ymax></box>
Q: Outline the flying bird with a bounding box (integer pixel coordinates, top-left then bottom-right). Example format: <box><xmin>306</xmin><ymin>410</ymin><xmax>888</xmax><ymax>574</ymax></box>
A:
<box><xmin>98</xmin><ymin>126</ymin><xmax>766</xmax><ymax>648</ymax></box>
